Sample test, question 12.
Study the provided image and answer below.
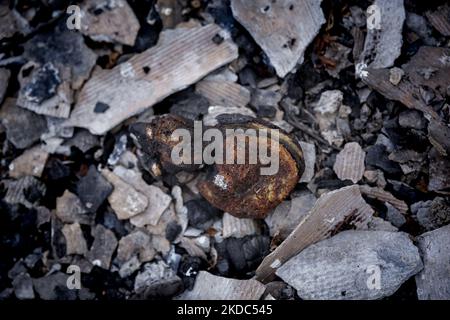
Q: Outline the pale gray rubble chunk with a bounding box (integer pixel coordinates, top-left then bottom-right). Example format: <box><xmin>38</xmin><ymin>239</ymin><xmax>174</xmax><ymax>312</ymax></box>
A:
<box><xmin>222</xmin><ymin>212</ymin><xmax>259</xmax><ymax>238</ymax></box>
<box><xmin>358</xmin><ymin>0</ymin><xmax>405</xmax><ymax>70</ymax></box>
<box><xmin>79</xmin><ymin>0</ymin><xmax>140</xmax><ymax>46</ymax></box>
<box><xmin>134</xmin><ymin>260</ymin><xmax>182</xmax><ymax>298</ymax></box>
<box><xmin>56</xmin><ymin>190</ymin><xmax>93</xmax><ymax>225</ymax></box>
<box><xmin>101</xmin><ymin>168</ymin><xmax>148</xmax><ymax>220</ymax></box>
<box><xmin>63</xmin><ymin>129</ymin><xmax>100</xmax><ymax>153</ymax></box>
<box><xmin>0</xmin><ymin>98</ymin><xmax>47</xmax><ymax>149</ymax></box>
<box><xmin>62</xmin><ymin>223</ymin><xmax>88</xmax><ymax>256</ymax></box>
<box><xmin>64</xmin><ymin>24</ymin><xmax>238</xmax><ymax>135</ymax></box>
<box><xmin>12</xmin><ymin>273</ymin><xmax>35</xmax><ymax>300</ymax></box>
<box><xmin>231</xmin><ymin>0</ymin><xmax>325</xmax><ymax>78</ymax></box>
<box><xmin>0</xmin><ymin>68</ymin><xmax>10</xmax><ymax>103</ymax></box>
<box><xmin>9</xmin><ymin>145</ymin><xmax>49</xmax><ymax>179</ymax></box>
<box><xmin>3</xmin><ymin>176</ymin><xmax>46</xmax><ymax>209</ymax></box>
<box><xmin>366</xmin><ymin>216</ymin><xmax>398</xmax><ymax>232</ymax></box>
<box><xmin>277</xmin><ymin>230</ymin><xmax>423</xmax><ymax>300</ymax></box>
<box><xmin>411</xmin><ymin>197</ymin><xmax>450</xmax><ymax>231</ymax></box>
<box><xmin>313</xmin><ymin>90</ymin><xmax>345</xmax><ymax>147</ymax></box>
<box><xmin>177</xmin><ymin>271</ymin><xmax>266</xmax><ymax>300</ymax></box>
<box><xmin>299</xmin><ymin>141</ymin><xmax>315</xmax><ymax>183</ymax></box>
<box><xmin>333</xmin><ymin>142</ymin><xmax>366</xmax><ymax>183</ymax></box>
<box><xmin>113</xmin><ymin>166</ymin><xmax>172</xmax><ymax>227</ymax></box>
<box><xmin>119</xmin><ymin>256</ymin><xmax>141</xmax><ymax>278</ymax></box>
<box><xmin>116</xmin><ymin>230</ymin><xmax>155</xmax><ymax>264</ymax></box>
<box><xmin>415</xmin><ymin>224</ymin><xmax>450</xmax><ymax>299</ymax></box>
<box><xmin>86</xmin><ymin>225</ymin><xmax>118</xmax><ymax>269</ymax></box>
<box><xmin>265</xmin><ymin>191</ymin><xmax>317</xmax><ymax>240</ymax></box>
<box><xmin>384</xmin><ymin>202</ymin><xmax>407</xmax><ymax>228</ymax></box>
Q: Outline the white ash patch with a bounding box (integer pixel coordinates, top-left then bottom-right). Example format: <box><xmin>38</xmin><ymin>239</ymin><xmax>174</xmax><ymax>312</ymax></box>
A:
<box><xmin>213</xmin><ymin>174</ymin><xmax>228</xmax><ymax>190</ymax></box>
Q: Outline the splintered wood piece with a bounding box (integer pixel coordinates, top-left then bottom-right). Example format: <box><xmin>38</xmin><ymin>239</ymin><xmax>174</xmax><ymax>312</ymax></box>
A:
<box><xmin>425</xmin><ymin>4</ymin><xmax>450</xmax><ymax>36</ymax></box>
<box><xmin>65</xmin><ymin>24</ymin><xmax>238</xmax><ymax>135</ymax></box>
<box><xmin>177</xmin><ymin>271</ymin><xmax>266</xmax><ymax>300</ymax></box>
<box><xmin>333</xmin><ymin>142</ymin><xmax>365</xmax><ymax>183</ymax></box>
<box><xmin>222</xmin><ymin>212</ymin><xmax>259</xmax><ymax>238</ymax></box>
<box><xmin>196</xmin><ymin>79</ymin><xmax>251</xmax><ymax>107</ymax></box>
<box><xmin>359</xmin><ymin>185</ymin><xmax>408</xmax><ymax>213</ymax></box>
<box><xmin>230</xmin><ymin>0</ymin><xmax>325</xmax><ymax>78</ymax></box>
<box><xmin>363</xmin><ymin>47</ymin><xmax>450</xmax><ymax>121</ymax></box>
<box><xmin>255</xmin><ymin>185</ymin><xmax>374</xmax><ymax>283</ymax></box>
<box><xmin>358</xmin><ymin>0</ymin><xmax>405</xmax><ymax>69</ymax></box>
<box><xmin>80</xmin><ymin>0</ymin><xmax>140</xmax><ymax>46</ymax></box>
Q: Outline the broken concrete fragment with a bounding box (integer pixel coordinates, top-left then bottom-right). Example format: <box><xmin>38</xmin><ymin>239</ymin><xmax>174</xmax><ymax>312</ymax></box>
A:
<box><xmin>113</xmin><ymin>166</ymin><xmax>172</xmax><ymax>227</ymax></box>
<box><xmin>389</xmin><ymin>67</ymin><xmax>404</xmax><ymax>85</ymax></box>
<box><xmin>196</xmin><ymin>79</ymin><xmax>251</xmax><ymax>107</ymax></box>
<box><xmin>333</xmin><ymin>142</ymin><xmax>365</xmax><ymax>183</ymax></box>
<box><xmin>358</xmin><ymin>0</ymin><xmax>405</xmax><ymax>69</ymax></box>
<box><xmin>222</xmin><ymin>212</ymin><xmax>259</xmax><ymax>238</ymax></box>
<box><xmin>56</xmin><ymin>190</ymin><xmax>92</xmax><ymax>225</ymax></box>
<box><xmin>277</xmin><ymin>230</ymin><xmax>422</xmax><ymax>300</ymax></box>
<box><xmin>76</xmin><ymin>165</ymin><xmax>113</xmax><ymax>212</ymax></box>
<box><xmin>63</xmin><ymin>129</ymin><xmax>100</xmax><ymax>153</ymax></box>
<box><xmin>0</xmin><ymin>98</ymin><xmax>47</xmax><ymax>149</ymax></box>
<box><xmin>178</xmin><ymin>271</ymin><xmax>266</xmax><ymax>300</ymax></box>
<box><xmin>117</xmin><ymin>230</ymin><xmax>155</xmax><ymax>264</ymax></box>
<box><xmin>134</xmin><ymin>260</ymin><xmax>182</xmax><ymax>298</ymax></box>
<box><xmin>265</xmin><ymin>191</ymin><xmax>317</xmax><ymax>240</ymax></box>
<box><xmin>9</xmin><ymin>145</ymin><xmax>48</xmax><ymax>179</ymax></box>
<box><xmin>385</xmin><ymin>202</ymin><xmax>406</xmax><ymax>228</ymax></box>
<box><xmin>119</xmin><ymin>256</ymin><xmax>141</xmax><ymax>278</ymax></box>
<box><xmin>101</xmin><ymin>168</ymin><xmax>148</xmax><ymax>220</ymax></box>
<box><xmin>256</xmin><ymin>185</ymin><xmax>374</xmax><ymax>282</ymax></box>
<box><xmin>411</xmin><ymin>197</ymin><xmax>450</xmax><ymax>231</ymax></box>
<box><xmin>80</xmin><ymin>0</ymin><xmax>140</xmax><ymax>46</ymax></box>
<box><xmin>231</xmin><ymin>0</ymin><xmax>325</xmax><ymax>78</ymax></box>
<box><xmin>4</xmin><ymin>176</ymin><xmax>46</xmax><ymax>209</ymax></box>
<box><xmin>86</xmin><ymin>225</ymin><xmax>118</xmax><ymax>269</ymax></box>
<box><xmin>62</xmin><ymin>223</ymin><xmax>88</xmax><ymax>256</ymax></box>
<box><xmin>298</xmin><ymin>141</ymin><xmax>315</xmax><ymax>183</ymax></box>
<box><xmin>313</xmin><ymin>90</ymin><xmax>345</xmax><ymax>147</ymax></box>
<box><xmin>12</xmin><ymin>273</ymin><xmax>35</xmax><ymax>300</ymax></box>
<box><xmin>425</xmin><ymin>4</ymin><xmax>450</xmax><ymax>37</ymax></box>
<box><xmin>65</xmin><ymin>24</ymin><xmax>238</xmax><ymax>135</ymax></box>
<box><xmin>415</xmin><ymin>224</ymin><xmax>450</xmax><ymax>300</ymax></box>
<box><xmin>0</xmin><ymin>68</ymin><xmax>10</xmax><ymax>103</ymax></box>
<box><xmin>360</xmin><ymin>185</ymin><xmax>408</xmax><ymax>214</ymax></box>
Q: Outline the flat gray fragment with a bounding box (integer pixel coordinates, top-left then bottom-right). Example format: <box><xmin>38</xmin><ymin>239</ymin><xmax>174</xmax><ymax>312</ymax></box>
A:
<box><xmin>12</xmin><ymin>273</ymin><xmax>34</xmax><ymax>300</ymax></box>
<box><xmin>86</xmin><ymin>225</ymin><xmax>118</xmax><ymax>269</ymax></box>
<box><xmin>76</xmin><ymin>165</ymin><xmax>113</xmax><ymax>212</ymax></box>
<box><xmin>134</xmin><ymin>260</ymin><xmax>182</xmax><ymax>298</ymax></box>
<box><xmin>277</xmin><ymin>230</ymin><xmax>423</xmax><ymax>300</ymax></box>
<box><xmin>415</xmin><ymin>224</ymin><xmax>450</xmax><ymax>300</ymax></box>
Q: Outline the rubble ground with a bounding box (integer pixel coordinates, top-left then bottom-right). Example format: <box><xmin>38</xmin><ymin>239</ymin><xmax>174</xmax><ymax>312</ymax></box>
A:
<box><xmin>0</xmin><ymin>0</ymin><xmax>449</xmax><ymax>301</ymax></box>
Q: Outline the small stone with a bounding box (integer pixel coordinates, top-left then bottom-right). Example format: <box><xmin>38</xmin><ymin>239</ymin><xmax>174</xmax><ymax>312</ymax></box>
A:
<box><xmin>116</xmin><ymin>230</ymin><xmax>155</xmax><ymax>264</ymax></box>
<box><xmin>134</xmin><ymin>261</ymin><xmax>182</xmax><ymax>298</ymax></box>
<box><xmin>384</xmin><ymin>202</ymin><xmax>406</xmax><ymax>228</ymax></box>
<box><xmin>186</xmin><ymin>199</ymin><xmax>221</xmax><ymax>230</ymax></box>
<box><xmin>389</xmin><ymin>67</ymin><xmax>404</xmax><ymax>85</ymax></box>
<box><xmin>62</xmin><ymin>223</ymin><xmax>88</xmax><ymax>255</ymax></box>
<box><xmin>314</xmin><ymin>90</ymin><xmax>345</xmax><ymax>146</ymax></box>
<box><xmin>101</xmin><ymin>168</ymin><xmax>148</xmax><ymax>220</ymax></box>
<box><xmin>119</xmin><ymin>256</ymin><xmax>141</xmax><ymax>278</ymax></box>
<box><xmin>299</xmin><ymin>141</ymin><xmax>315</xmax><ymax>183</ymax></box>
<box><xmin>9</xmin><ymin>145</ymin><xmax>49</xmax><ymax>179</ymax></box>
<box><xmin>277</xmin><ymin>230</ymin><xmax>423</xmax><ymax>300</ymax></box>
<box><xmin>12</xmin><ymin>273</ymin><xmax>35</xmax><ymax>300</ymax></box>
<box><xmin>398</xmin><ymin>110</ymin><xmax>426</xmax><ymax>130</ymax></box>
<box><xmin>366</xmin><ymin>144</ymin><xmax>401</xmax><ymax>175</ymax></box>
<box><xmin>86</xmin><ymin>225</ymin><xmax>118</xmax><ymax>269</ymax></box>
<box><xmin>0</xmin><ymin>98</ymin><xmax>47</xmax><ymax>149</ymax></box>
<box><xmin>56</xmin><ymin>190</ymin><xmax>93</xmax><ymax>225</ymax></box>
<box><xmin>94</xmin><ymin>101</ymin><xmax>110</xmax><ymax>113</ymax></box>
<box><xmin>76</xmin><ymin>165</ymin><xmax>113</xmax><ymax>212</ymax></box>
<box><xmin>33</xmin><ymin>272</ymin><xmax>76</xmax><ymax>300</ymax></box>
<box><xmin>415</xmin><ymin>224</ymin><xmax>450</xmax><ymax>299</ymax></box>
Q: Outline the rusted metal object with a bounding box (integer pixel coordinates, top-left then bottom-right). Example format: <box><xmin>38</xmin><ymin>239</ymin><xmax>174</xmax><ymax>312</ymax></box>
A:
<box><xmin>131</xmin><ymin>114</ymin><xmax>305</xmax><ymax>219</ymax></box>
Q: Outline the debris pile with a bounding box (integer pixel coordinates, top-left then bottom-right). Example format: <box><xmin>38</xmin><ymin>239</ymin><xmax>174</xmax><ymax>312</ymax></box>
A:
<box><xmin>0</xmin><ymin>0</ymin><xmax>449</xmax><ymax>301</ymax></box>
